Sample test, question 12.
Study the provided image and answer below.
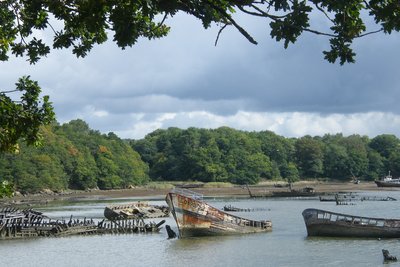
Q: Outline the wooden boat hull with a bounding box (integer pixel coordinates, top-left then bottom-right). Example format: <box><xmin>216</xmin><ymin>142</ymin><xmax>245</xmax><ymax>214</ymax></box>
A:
<box><xmin>271</xmin><ymin>191</ymin><xmax>316</xmax><ymax>197</ymax></box>
<box><xmin>302</xmin><ymin>208</ymin><xmax>400</xmax><ymax>238</ymax></box>
<box><xmin>165</xmin><ymin>189</ymin><xmax>272</xmax><ymax>238</ymax></box>
<box><xmin>104</xmin><ymin>202</ymin><xmax>169</xmax><ymax>220</ymax></box>
<box><xmin>319</xmin><ymin>194</ymin><xmax>396</xmax><ymax>203</ymax></box>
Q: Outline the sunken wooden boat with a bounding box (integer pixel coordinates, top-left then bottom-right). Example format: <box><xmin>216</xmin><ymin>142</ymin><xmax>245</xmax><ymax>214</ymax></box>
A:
<box><xmin>246</xmin><ymin>184</ymin><xmax>316</xmax><ymax>198</ymax></box>
<box><xmin>165</xmin><ymin>188</ymin><xmax>272</xmax><ymax>238</ymax></box>
<box><xmin>319</xmin><ymin>194</ymin><xmax>396</xmax><ymax>205</ymax></box>
<box><xmin>0</xmin><ymin>207</ymin><xmax>98</xmax><ymax>239</ymax></box>
<box><xmin>302</xmin><ymin>208</ymin><xmax>400</xmax><ymax>238</ymax></box>
<box><xmin>0</xmin><ymin>206</ymin><xmax>165</xmax><ymax>240</ymax></box>
<box><xmin>104</xmin><ymin>202</ymin><xmax>169</xmax><ymax>220</ymax></box>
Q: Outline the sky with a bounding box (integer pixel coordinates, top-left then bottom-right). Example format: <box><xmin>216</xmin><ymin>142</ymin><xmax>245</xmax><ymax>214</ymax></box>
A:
<box><xmin>2</xmin><ymin>12</ymin><xmax>400</xmax><ymax>140</ymax></box>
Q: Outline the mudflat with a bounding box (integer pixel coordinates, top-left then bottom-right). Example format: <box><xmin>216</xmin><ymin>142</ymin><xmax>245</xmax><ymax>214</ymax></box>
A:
<box><xmin>1</xmin><ymin>181</ymin><xmax>396</xmax><ymax>206</ymax></box>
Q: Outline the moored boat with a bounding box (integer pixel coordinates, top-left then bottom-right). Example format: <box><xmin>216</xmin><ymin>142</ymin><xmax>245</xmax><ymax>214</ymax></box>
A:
<box><xmin>165</xmin><ymin>188</ymin><xmax>272</xmax><ymax>238</ymax></box>
<box><xmin>104</xmin><ymin>202</ymin><xmax>169</xmax><ymax>220</ymax></box>
<box><xmin>223</xmin><ymin>205</ymin><xmax>252</xmax><ymax>212</ymax></box>
<box><xmin>319</xmin><ymin>194</ymin><xmax>396</xmax><ymax>204</ymax></box>
<box><xmin>375</xmin><ymin>171</ymin><xmax>400</xmax><ymax>187</ymax></box>
<box><xmin>302</xmin><ymin>208</ymin><xmax>400</xmax><ymax>238</ymax></box>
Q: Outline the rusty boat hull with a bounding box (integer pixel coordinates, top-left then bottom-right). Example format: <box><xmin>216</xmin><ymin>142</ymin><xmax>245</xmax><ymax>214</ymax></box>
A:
<box><xmin>165</xmin><ymin>189</ymin><xmax>272</xmax><ymax>238</ymax></box>
<box><xmin>302</xmin><ymin>208</ymin><xmax>400</xmax><ymax>238</ymax></box>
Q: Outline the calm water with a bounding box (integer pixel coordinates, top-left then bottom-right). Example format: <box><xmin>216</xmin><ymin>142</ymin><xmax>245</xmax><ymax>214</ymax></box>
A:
<box><xmin>1</xmin><ymin>191</ymin><xmax>400</xmax><ymax>267</ymax></box>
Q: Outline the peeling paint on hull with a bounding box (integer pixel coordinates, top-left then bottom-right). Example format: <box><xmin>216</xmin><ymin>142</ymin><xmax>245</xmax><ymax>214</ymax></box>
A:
<box><xmin>166</xmin><ymin>189</ymin><xmax>272</xmax><ymax>238</ymax></box>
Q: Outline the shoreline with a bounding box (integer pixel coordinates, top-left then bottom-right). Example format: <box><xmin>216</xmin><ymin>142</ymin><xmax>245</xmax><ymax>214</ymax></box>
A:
<box><xmin>1</xmin><ymin>181</ymin><xmax>398</xmax><ymax>206</ymax></box>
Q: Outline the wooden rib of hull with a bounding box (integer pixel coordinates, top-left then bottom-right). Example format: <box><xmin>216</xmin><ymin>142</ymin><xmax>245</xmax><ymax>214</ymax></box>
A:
<box><xmin>166</xmin><ymin>190</ymin><xmax>272</xmax><ymax>238</ymax></box>
<box><xmin>302</xmin><ymin>208</ymin><xmax>400</xmax><ymax>238</ymax></box>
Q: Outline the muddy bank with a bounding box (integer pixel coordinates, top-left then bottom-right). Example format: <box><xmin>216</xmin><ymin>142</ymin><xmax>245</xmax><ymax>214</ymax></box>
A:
<box><xmin>0</xmin><ymin>181</ymin><xmax>397</xmax><ymax>206</ymax></box>
<box><xmin>0</xmin><ymin>187</ymin><xmax>172</xmax><ymax>206</ymax></box>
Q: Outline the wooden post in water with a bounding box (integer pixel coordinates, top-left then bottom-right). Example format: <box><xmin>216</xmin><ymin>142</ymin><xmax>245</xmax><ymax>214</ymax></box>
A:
<box><xmin>245</xmin><ymin>184</ymin><xmax>254</xmax><ymax>198</ymax></box>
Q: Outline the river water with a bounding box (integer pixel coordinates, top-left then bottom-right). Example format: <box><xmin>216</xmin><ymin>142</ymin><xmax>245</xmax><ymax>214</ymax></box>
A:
<box><xmin>1</xmin><ymin>191</ymin><xmax>400</xmax><ymax>267</ymax></box>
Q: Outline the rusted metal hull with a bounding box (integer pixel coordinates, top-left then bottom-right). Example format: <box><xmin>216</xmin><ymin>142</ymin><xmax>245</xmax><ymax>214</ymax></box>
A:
<box><xmin>165</xmin><ymin>189</ymin><xmax>272</xmax><ymax>238</ymax></box>
<box><xmin>302</xmin><ymin>208</ymin><xmax>400</xmax><ymax>238</ymax></box>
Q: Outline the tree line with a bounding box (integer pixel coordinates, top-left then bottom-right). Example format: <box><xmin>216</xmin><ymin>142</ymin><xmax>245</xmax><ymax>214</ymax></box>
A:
<box><xmin>0</xmin><ymin>119</ymin><xmax>399</xmax><ymax>194</ymax></box>
<box><xmin>132</xmin><ymin>127</ymin><xmax>400</xmax><ymax>184</ymax></box>
<box><xmin>0</xmin><ymin>120</ymin><xmax>148</xmax><ymax>194</ymax></box>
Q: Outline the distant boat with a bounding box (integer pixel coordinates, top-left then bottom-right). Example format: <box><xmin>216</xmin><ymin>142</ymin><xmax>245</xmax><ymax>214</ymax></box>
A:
<box><xmin>319</xmin><ymin>193</ymin><xmax>396</xmax><ymax>204</ymax></box>
<box><xmin>302</xmin><ymin>208</ymin><xmax>400</xmax><ymax>238</ymax></box>
<box><xmin>165</xmin><ymin>188</ymin><xmax>272</xmax><ymax>238</ymax></box>
<box><xmin>246</xmin><ymin>184</ymin><xmax>316</xmax><ymax>198</ymax></box>
<box><xmin>223</xmin><ymin>205</ymin><xmax>251</xmax><ymax>212</ymax></box>
<box><xmin>375</xmin><ymin>171</ymin><xmax>400</xmax><ymax>187</ymax></box>
<box><xmin>271</xmin><ymin>187</ymin><xmax>316</xmax><ymax>197</ymax></box>
<box><xmin>223</xmin><ymin>205</ymin><xmax>270</xmax><ymax>212</ymax></box>
<box><xmin>104</xmin><ymin>202</ymin><xmax>169</xmax><ymax>220</ymax></box>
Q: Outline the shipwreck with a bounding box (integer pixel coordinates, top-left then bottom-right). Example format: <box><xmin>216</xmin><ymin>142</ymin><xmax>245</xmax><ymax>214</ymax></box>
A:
<box><xmin>302</xmin><ymin>208</ymin><xmax>400</xmax><ymax>238</ymax></box>
<box><xmin>103</xmin><ymin>201</ymin><xmax>169</xmax><ymax>220</ymax></box>
<box><xmin>165</xmin><ymin>188</ymin><xmax>272</xmax><ymax>238</ymax></box>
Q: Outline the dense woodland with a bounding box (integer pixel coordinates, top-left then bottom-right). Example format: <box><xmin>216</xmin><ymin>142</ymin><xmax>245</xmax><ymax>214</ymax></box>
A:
<box><xmin>0</xmin><ymin>120</ymin><xmax>149</xmax><ymax>193</ymax></box>
<box><xmin>0</xmin><ymin>119</ymin><xmax>399</xmax><ymax>194</ymax></box>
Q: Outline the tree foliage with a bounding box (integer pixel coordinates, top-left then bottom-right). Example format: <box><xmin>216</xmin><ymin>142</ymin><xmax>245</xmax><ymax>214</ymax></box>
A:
<box><xmin>0</xmin><ymin>120</ymin><xmax>149</xmax><ymax>194</ymax></box>
<box><xmin>132</xmin><ymin>127</ymin><xmax>399</xmax><ymax>185</ymax></box>
<box><xmin>1</xmin><ymin>1</ymin><xmax>399</xmax><ymax>65</ymax></box>
<box><xmin>295</xmin><ymin>136</ymin><xmax>324</xmax><ymax>178</ymax></box>
<box><xmin>0</xmin><ymin>120</ymin><xmax>399</xmax><ymax>194</ymax></box>
<box><xmin>133</xmin><ymin>127</ymin><xmax>268</xmax><ymax>184</ymax></box>
<box><xmin>1</xmin><ymin>1</ymin><xmax>400</xmax><ymax>151</ymax></box>
<box><xmin>0</xmin><ymin>76</ymin><xmax>55</xmax><ymax>152</ymax></box>
<box><xmin>0</xmin><ymin>180</ymin><xmax>13</xmax><ymax>198</ymax></box>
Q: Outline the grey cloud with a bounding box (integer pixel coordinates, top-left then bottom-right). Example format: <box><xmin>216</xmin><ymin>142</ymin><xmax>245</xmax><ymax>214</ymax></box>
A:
<box><xmin>26</xmin><ymin>14</ymin><xmax>400</xmax><ymax>118</ymax></box>
<box><xmin>89</xmin><ymin>94</ymin><xmax>246</xmax><ymax>115</ymax></box>
<box><xmin>2</xmin><ymin>13</ymin><xmax>400</xmax><ymax>139</ymax></box>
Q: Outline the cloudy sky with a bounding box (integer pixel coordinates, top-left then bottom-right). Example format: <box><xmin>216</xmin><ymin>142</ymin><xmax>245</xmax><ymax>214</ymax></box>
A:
<box><xmin>2</xmin><ymin>12</ymin><xmax>400</xmax><ymax>140</ymax></box>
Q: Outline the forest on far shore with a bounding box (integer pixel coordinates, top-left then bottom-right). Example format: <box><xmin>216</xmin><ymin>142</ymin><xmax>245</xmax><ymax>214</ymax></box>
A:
<box><xmin>0</xmin><ymin>119</ymin><xmax>399</xmax><ymax>194</ymax></box>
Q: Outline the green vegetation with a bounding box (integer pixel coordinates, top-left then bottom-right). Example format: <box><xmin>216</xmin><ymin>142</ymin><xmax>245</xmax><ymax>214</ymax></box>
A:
<box><xmin>2</xmin><ymin>1</ymin><xmax>399</xmax><ymax>65</ymax></box>
<box><xmin>0</xmin><ymin>76</ymin><xmax>55</xmax><ymax>153</ymax></box>
<box><xmin>0</xmin><ymin>180</ymin><xmax>13</xmax><ymax>198</ymax></box>
<box><xmin>144</xmin><ymin>182</ymin><xmax>175</xmax><ymax>190</ymax></box>
<box><xmin>1</xmin><ymin>120</ymin><xmax>400</xmax><ymax>197</ymax></box>
<box><xmin>0</xmin><ymin>119</ymin><xmax>149</xmax><ymax>194</ymax></box>
<box><xmin>2</xmin><ymin>1</ymin><xmax>400</xmax><ymax>153</ymax></box>
<box><xmin>132</xmin><ymin>128</ymin><xmax>400</xmax><ymax>185</ymax></box>
<box><xmin>203</xmin><ymin>182</ymin><xmax>234</xmax><ymax>188</ymax></box>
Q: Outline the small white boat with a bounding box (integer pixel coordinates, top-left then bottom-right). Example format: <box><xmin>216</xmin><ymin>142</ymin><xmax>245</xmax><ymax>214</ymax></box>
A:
<box><xmin>375</xmin><ymin>171</ymin><xmax>400</xmax><ymax>187</ymax></box>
